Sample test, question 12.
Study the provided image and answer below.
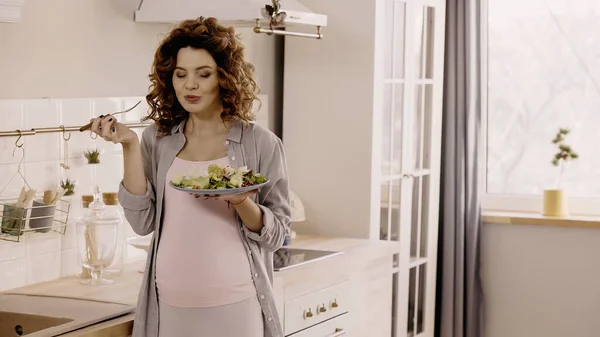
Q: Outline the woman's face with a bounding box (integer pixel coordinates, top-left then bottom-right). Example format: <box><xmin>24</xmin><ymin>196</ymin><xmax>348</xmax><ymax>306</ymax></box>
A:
<box><xmin>172</xmin><ymin>47</ymin><xmax>221</xmax><ymax>116</ymax></box>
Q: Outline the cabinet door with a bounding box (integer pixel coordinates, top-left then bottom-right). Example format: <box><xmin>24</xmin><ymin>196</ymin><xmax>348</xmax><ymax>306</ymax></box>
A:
<box><xmin>374</xmin><ymin>0</ymin><xmax>446</xmax><ymax>336</ymax></box>
<box><xmin>287</xmin><ymin>314</ymin><xmax>348</xmax><ymax>337</ymax></box>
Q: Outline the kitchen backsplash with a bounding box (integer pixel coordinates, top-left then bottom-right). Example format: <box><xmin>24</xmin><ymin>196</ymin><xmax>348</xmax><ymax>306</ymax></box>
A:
<box><xmin>0</xmin><ymin>96</ymin><xmax>149</xmax><ymax>291</ymax></box>
<box><xmin>0</xmin><ymin>94</ymin><xmax>270</xmax><ymax>291</ymax></box>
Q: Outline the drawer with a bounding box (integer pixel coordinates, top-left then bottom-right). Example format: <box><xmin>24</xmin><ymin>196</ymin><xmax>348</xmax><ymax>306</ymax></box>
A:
<box><xmin>284</xmin><ymin>281</ymin><xmax>350</xmax><ymax>335</ymax></box>
<box><xmin>287</xmin><ymin>313</ymin><xmax>348</xmax><ymax>337</ymax></box>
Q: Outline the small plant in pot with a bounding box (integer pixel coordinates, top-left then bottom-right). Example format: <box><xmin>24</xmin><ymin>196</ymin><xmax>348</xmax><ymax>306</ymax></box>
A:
<box><xmin>60</xmin><ymin>178</ymin><xmax>76</xmax><ymax>196</ymax></box>
<box><xmin>543</xmin><ymin>128</ymin><xmax>579</xmax><ymax>216</ymax></box>
<box><xmin>84</xmin><ymin>149</ymin><xmax>101</xmax><ymax>164</ymax></box>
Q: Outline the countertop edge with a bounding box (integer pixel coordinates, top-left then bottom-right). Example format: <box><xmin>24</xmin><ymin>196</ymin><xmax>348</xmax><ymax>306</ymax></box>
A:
<box><xmin>483</xmin><ymin>211</ymin><xmax>600</xmax><ymax>229</ymax></box>
<box><xmin>58</xmin><ymin>313</ymin><xmax>135</xmax><ymax>337</ymax></box>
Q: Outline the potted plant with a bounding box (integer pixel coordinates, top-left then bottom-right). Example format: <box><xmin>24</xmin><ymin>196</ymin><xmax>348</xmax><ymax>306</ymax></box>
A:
<box><xmin>543</xmin><ymin>128</ymin><xmax>579</xmax><ymax>216</ymax></box>
<box><xmin>84</xmin><ymin>149</ymin><xmax>101</xmax><ymax>164</ymax></box>
<box><xmin>60</xmin><ymin>178</ymin><xmax>76</xmax><ymax>196</ymax></box>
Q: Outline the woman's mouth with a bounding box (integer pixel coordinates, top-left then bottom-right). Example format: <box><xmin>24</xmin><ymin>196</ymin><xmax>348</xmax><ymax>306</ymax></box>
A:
<box><xmin>184</xmin><ymin>95</ymin><xmax>201</xmax><ymax>103</ymax></box>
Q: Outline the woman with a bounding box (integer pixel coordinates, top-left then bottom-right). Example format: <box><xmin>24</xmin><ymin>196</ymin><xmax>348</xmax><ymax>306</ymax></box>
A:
<box><xmin>90</xmin><ymin>17</ymin><xmax>290</xmax><ymax>337</ymax></box>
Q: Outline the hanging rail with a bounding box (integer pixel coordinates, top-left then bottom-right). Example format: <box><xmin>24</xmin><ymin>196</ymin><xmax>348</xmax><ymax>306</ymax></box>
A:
<box><xmin>253</xmin><ymin>19</ymin><xmax>323</xmax><ymax>39</ymax></box>
<box><xmin>0</xmin><ymin>122</ymin><xmax>151</xmax><ymax>138</ymax></box>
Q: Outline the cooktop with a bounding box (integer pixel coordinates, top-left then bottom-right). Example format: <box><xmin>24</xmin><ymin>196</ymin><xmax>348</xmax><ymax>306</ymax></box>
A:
<box><xmin>273</xmin><ymin>247</ymin><xmax>343</xmax><ymax>271</ymax></box>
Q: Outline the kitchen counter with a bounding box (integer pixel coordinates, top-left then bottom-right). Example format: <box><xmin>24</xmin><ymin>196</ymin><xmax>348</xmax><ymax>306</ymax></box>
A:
<box><xmin>4</xmin><ymin>235</ymin><xmax>398</xmax><ymax>336</ymax></box>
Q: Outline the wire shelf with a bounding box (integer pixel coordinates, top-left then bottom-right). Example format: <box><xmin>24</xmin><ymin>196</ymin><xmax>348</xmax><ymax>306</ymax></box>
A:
<box><xmin>0</xmin><ymin>193</ymin><xmax>71</xmax><ymax>242</ymax></box>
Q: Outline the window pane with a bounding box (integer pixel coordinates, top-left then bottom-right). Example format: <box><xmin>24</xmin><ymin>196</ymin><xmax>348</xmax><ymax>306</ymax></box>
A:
<box><xmin>410</xmin><ymin>176</ymin><xmax>421</xmax><ymax>259</ymax></box>
<box><xmin>487</xmin><ymin>0</ymin><xmax>600</xmax><ymax>197</ymax></box>
<box><xmin>410</xmin><ymin>175</ymin><xmax>430</xmax><ymax>259</ymax></box>
<box><xmin>416</xmin><ymin>264</ymin><xmax>426</xmax><ymax>334</ymax></box>
<box><xmin>413</xmin><ymin>84</ymin><xmax>433</xmax><ymax>171</ymax></box>
<box><xmin>415</xmin><ymin>6</ymin><xmax>435</xmax><ymax>79</ymax></box>
<box><xmin>420</xmin><ymin>175</ymin><xmax>430</xmax><ymax>258</ymax></box>
<box><xmin>385</xmin><ymin>0</ymin><xmax>406</xmax><ymax>79</ymax></box>
<box><xmin>391</xmin><ymin>181</ymin><xmax>400</xmax><ymax>241</ymax></box>
<box><xmin>384</xmin><ymin>0</ymin><xmax>394</xmax><ymax>78</ymax></box>
<box><xmin>407</xmin><ymin>267</ymin><xmax>416</xmax><ymax>336</ymax></box>
<box><xmin>392</xmin><ymin>84</ymin><xmax>404</xmax><ymax>175</ymax></box>
<box><xmin>382</xmin><ymin>84</ymin><xmax>404</xmax><ymax>176</ymax></box>
<box><xmin>392</xmin><ymin>272</ymin><xmax>400</xmax><ymax>335</ymax></box>
<box><xmin>380</xmin><ymin>181</ymin><xmax>401</xmax><ymax>241</ymax></box>
<box><xmin>393</xmin><ymin>1</ymin><xmax>407</xmax><ymax>79</ymax></box>
<box><xmin>382</xmin><ymin>84</ymin><xmax>393</xmax><ymax>176</ymax></box>
<box><xmin>380</xmin><ymin>182</ymin><xmax>392</xmax><ymax>240</ymax></box>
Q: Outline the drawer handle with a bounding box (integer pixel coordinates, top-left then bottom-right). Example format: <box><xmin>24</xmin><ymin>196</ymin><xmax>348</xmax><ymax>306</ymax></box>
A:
<box><xmin>326</xmin><ymin>328</ymin><xmax>346</xmax><ymax>337</ymax></box>
<box><xmin>303</xmin><ymin>308</ymin><xmax>313</xmax><ymax>319</ymax></box>
<box><xmin>331</xmin><ymin>299</ymin><xmax>339</xmax><ymax>308</ymax></box>
<box><xmin>318</xmin><ymin>304</ymin><xmax>327</xmax><ymax>314</ymax></box>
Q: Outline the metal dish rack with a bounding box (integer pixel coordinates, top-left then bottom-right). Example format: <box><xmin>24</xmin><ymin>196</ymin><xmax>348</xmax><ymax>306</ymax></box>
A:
<box><xmin>0</xmin><ymin>193</ymin><xmax>71</xmax><ymax>242</ymax></box>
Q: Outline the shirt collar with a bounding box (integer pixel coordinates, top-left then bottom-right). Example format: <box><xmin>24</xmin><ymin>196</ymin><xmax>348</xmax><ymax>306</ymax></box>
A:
<box><xmin>171</xmin><ymin>119</ymin><xmax>185</xmax><ymax>134</ymax></box>
<box><xmin>171</xmin><ymin>118</ymin><xmax>243</xmax><ymax>143</ymax></box>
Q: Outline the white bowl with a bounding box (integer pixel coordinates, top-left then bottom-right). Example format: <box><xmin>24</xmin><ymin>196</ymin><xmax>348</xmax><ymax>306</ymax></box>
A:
<box><xmin>126</xmin><ymin>236</ymin><xmax>152</xmax><ymax>253</ymax></box>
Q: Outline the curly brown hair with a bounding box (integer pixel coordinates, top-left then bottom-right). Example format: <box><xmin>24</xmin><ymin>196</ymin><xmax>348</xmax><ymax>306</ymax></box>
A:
<box><xmin>143</xmin><ymin>17</ymin><xmax>259</xmax><ymax>134</ymax></box>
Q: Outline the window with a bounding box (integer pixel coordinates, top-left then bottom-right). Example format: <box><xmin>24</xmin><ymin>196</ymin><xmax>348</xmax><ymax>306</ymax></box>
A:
<box><xmin>484</xmin><ymin>0</ymin><xmax>600</xmax><ymax>214</ymax></box>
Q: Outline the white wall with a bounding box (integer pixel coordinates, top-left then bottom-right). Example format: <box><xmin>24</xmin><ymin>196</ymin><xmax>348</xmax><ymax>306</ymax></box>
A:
<box><xmin>0</xmin><ymin>0</ymin><xmax>279</xmax><ymax>291</ymax></box>
<box><xmin>0</xmin><ymin>0</ymin><xmax>166</xmax><ymax>99</ymax></box>
<box><xmin>0</xmin><ymin>0</ymin><xmax>279</xmax><ymax>131</ymax></box>
<box><xmin>482</xmin><ymin>222</ymin><xmax>600</xmax><ymax>337</ymax></box>
<box><xmin>283</xmin><ymin>0</ymin><xmax>378</xmax><ymax>239</ymax></box>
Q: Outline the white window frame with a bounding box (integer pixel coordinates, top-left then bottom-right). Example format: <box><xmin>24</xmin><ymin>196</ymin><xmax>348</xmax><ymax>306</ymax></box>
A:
<box><xmin>480</xmin><ymin>0</ymin><xmax>600</xmax><ymax>216</ymax></box>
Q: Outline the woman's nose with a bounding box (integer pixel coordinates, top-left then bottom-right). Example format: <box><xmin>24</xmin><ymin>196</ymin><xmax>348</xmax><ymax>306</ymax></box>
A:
<box><xmin>185</xmin><ymin>77</ymin><xmax>198</xmax><ymax>90</ymax></box>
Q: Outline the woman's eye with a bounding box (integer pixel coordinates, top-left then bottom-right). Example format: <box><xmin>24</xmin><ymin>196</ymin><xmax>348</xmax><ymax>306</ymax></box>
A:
<box><xmin>199</xmin><ymin>73</ymin><xmax>211</xmax><ymax>78</ymax></box>
<box><xmin>175</xmin><ymin>73</ymin><xmax>186</xmax><ymax>78</ymax></box>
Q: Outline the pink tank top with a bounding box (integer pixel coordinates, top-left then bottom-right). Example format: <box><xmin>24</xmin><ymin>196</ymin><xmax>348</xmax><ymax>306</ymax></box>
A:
<box><xmin>156</xmin><ymin>156</ymin><xmax>256</xmax><ymax>307</ymax></box>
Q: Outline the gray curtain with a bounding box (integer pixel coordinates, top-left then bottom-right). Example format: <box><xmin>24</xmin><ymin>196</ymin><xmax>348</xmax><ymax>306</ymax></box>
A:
<box><xmin>435</xmin><ymin>0</ymin><xmax>484</xmax><ymax>336</ymax></box>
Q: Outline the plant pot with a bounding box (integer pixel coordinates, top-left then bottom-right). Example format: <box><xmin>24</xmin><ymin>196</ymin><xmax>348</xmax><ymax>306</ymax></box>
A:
<box><xmin>543</xmin><ymin>189</ymin><xmax>568</xmax><ymax>217</ymax></box>
<box><xmin>29</xmin><ymin>200</ymin><xmax>56</xmax><ymax>233</ymax></box>
<box><xmin>1</xmin><ymin>203</ymin><xmax>24</xmax><ymax>236</ymax></box>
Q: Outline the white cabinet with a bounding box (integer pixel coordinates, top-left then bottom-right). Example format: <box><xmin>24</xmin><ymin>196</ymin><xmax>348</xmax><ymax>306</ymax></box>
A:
<box><xmin>288</xmin><ymin>314</ymin><xmax>348</xmax><ymax>337</ymax></box>
<box><xmin>283</xmin><ymin>0</ymin><xmax>446</xmax><ymax>336</ymax></box>
<box><xmin>284</xmin><ymin>281</ymin><xmax>350</xmax><ymax>335</ymax></box>
<box><xmin>277</xmin><ymin>238</ymin><xmax>396</xmax><ymax>337</ymax></box>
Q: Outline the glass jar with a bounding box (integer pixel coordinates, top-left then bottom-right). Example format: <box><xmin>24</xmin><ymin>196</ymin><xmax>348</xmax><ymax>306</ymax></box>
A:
<box><xmin>79</xmin><ymin>194</ymin><xmax>94</xmax><ymax>280</ymax></box>
<box><xmin>102</xmin><ymin>192</ymin><xmax>127</xmax><ymax>275</ymax></box>
<box><xmin>75</xmin><ymin>186</ymin><xmax>119</xmax><ymax>285</ymax></box>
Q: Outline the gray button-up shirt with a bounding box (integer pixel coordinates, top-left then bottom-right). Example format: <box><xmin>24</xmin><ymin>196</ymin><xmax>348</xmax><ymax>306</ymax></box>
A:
<box><xmin>117</xmin><ymin>119</ymin><xmax>291</xmax><ymax>337</ymax></box>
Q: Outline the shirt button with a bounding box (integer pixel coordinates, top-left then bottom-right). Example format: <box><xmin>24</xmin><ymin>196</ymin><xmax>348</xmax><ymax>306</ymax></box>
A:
<box><xmin>231</xmin><ymin>156</ymin><xmax>236</xmax><ymax>161</ymax></box>
<box><xmin>260</xmin><ymin>295</ymin><xmax>265</xmax><ymax>299</ymax></box>
<box><xmin>267</xmin><ymin>317</ymin><xmax>272</xmax><ymax>322</ymax></box>
<box><xmin>225</xmin><ymin>140</ymin><xmax>230</xmax><ymax>145</ymax></box>
<box><xmin>254</xmin><ymin>273</ymin><xmax>258</xmax><ymax>278</ymax></box>
<box><xmin>248</xmin><ymin>250</ymin><xmax>252</xmax><ymax>256</ymax></box>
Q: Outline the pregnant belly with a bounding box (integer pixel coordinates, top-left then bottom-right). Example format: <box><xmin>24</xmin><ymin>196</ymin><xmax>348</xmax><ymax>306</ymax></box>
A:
<box><xmin>155</xmin><ymin>232</ymin><xmax>256</xmax><ymax>307</ymax></box>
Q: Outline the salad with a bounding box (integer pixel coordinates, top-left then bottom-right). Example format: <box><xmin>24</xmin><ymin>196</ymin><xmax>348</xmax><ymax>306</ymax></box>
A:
<box><xmin>171</xmin><ymin>164</ymin><xmax>267</xmax><ymax>190</ymax></box>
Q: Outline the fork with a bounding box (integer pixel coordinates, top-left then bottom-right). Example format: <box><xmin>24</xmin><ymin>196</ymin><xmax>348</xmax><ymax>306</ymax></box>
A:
<box><xmin>79</xmin><ymin>100</ymin><xmax>142</xmax><ymax>132</ymax></box>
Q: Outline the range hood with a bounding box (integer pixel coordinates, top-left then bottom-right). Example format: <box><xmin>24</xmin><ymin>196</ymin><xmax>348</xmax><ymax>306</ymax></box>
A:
<box><xmin>134</xmin><ymin>0</ymin><xmax>327</xmax><ymax>39</ymax></box>
<box><xmin>0</xmin><ymin>0</ymin><xmax>25</xmax><ymax>23</ymax></box>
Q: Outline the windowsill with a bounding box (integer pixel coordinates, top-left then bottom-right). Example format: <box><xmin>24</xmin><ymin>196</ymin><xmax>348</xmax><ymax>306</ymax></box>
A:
<box><xmin>482</xmin><ymin>211</ymin><xmax>600</xmax><ymax>229</ymax></box>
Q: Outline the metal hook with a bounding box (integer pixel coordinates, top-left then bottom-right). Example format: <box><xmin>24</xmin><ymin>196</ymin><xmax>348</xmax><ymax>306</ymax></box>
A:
<box><xmin>1</xmin><ymin>131</ymin><xmax>29</xmax><ymax>195</ymax></box>
<box><xmin>90</xmin><ymin>131</ymin><xmax>98</xmax><ymax>140</ymax></box>
<box><xmin>14</xmin><ymin>130</ymin><xmax>24</xmax><ymax>148</ymax></box>
<box><xmin>61</xmin><ymin>125</ymin><xmax>71</xmax><ymax>141</ymax></box>
<box><xmin>12</xmin><ymin>130</ymin><xmax>26</xmax><ymax>176</ymax></box>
